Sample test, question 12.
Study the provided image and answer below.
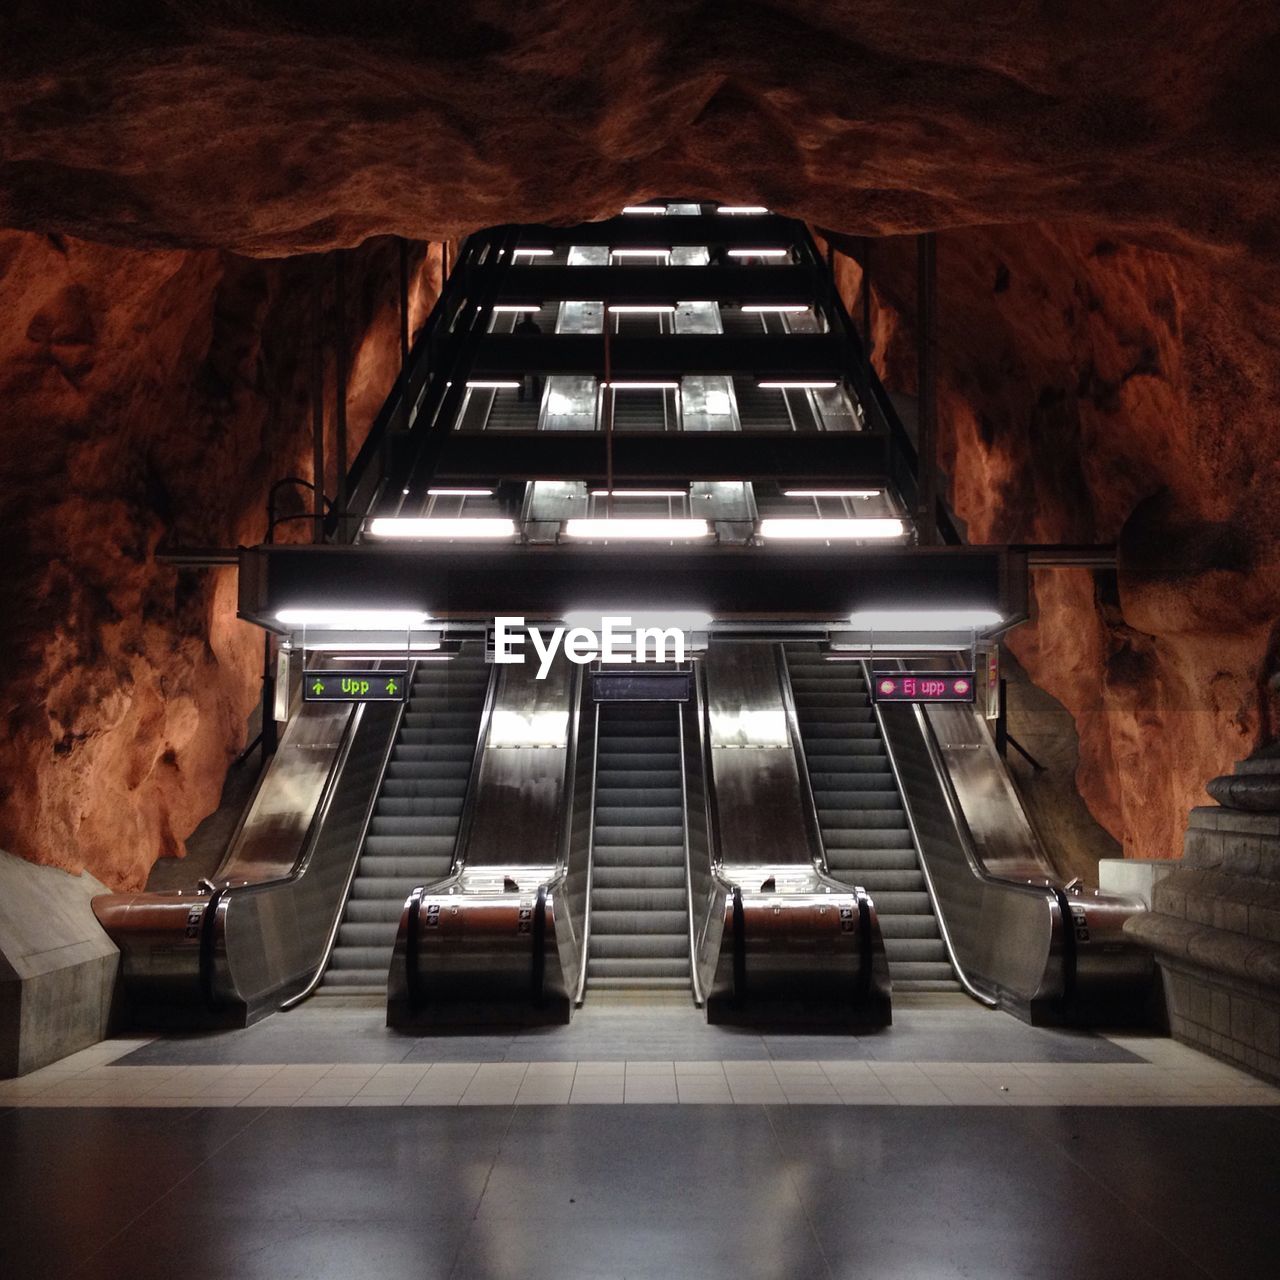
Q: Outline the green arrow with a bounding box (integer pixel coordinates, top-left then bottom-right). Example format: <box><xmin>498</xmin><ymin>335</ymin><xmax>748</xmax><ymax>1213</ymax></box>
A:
<box><xmin>311</xmin><ymin>680</ymin><xmax>325</xmax><ymax>695</ymax></box>
<box><xmin>385</xmin><ymin>679</ymin><xmax>399</xmax><ymax>696</ymax></box>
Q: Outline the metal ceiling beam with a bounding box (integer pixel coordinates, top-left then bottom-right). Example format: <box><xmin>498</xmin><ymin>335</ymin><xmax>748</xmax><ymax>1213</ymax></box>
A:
<box><xmin>480</xmin><ymin>264</ymin><xmax>821</xmax><ymax>305</ymax></box>
<box><xmin>469</xmin><ymin>333</ymin><xmax>847</xmax><ymax>377</ymax></box>
<box><xmin>423</xmin><ymin>431</ymin><xmax>890</xmax><ymax>484</ymax></box>
<box><xmin>239</xmin><ymin>544</ymin><xmax>1027</xmax><ymax>631</ymax></box>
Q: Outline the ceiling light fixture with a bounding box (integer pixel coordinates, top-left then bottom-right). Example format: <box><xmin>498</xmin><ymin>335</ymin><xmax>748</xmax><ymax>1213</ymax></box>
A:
<box><xmin>465</xmin><ymin>380</ymin><xmax>522</xmax><ymax>390</ymax></box>
<box><xmin>622</xmin><ymin>205</ymin><xmax>667</xmax><ymax>214</ymax></box>
<box><xmin>604</xmin><ymin>380</ymin><xmax>680</xmax><ymax>390</ymax></box>
<box><xmin>564</xmin><ymin>518</ymin><xmax>711</xmax><ymax>540</ymax></box>
<box><xmin>607</xmin><ymin>304</ymin><xmax>677</xmax><ymax>314</ymax></box>
<box><xmin>367</xmin><ymin>518</ymin><xmax>516</xmax><ymax>539</ymax></box>
<box><xmin>512</xmin><ymin>247</ymin><xmax>554</xmax><ymax>257</ymax></box>
<box><xmin>741</xmin><ymin>304</ymin><xmax>809</xmax><ymax>314</ymax></box>
<box><xmin>589</xmin><ymin>489</ymin><xmax>687</xmax><ymax>498</ymax></box>
<box><xmin>427</xmin><ymin>487</ymin><xmax>495</xmax><ymax>497</ymax></box>
<box><xmin>782</xmin><ymin>489</ymin><xmax>882</xmax><ymax>499</ymax></box>
<box><xmin>847</xmin><ymin>609</ymin><xmax>1003</xmax><ymax>630</ymax></box>
<box><xmin>727</xmin><ymin>248</ymin><xmax>789</xmax><ymax>258</ymax></box>
<box><xmin>758</xmin><ymin>518</ymin><xmax>905</xmax><ymax>540</ymax></box>
<box><xmin>716</xmin><ymin>206</ymin><xmax>770</xmax><ymax>215</ymax></box>
<box><xmin>757</xmin><ymin>380</ymin><xmax>840</xmax><ymax>390</ymax></box>
<box><xmin>276</xmin><ymin>608</ymin><xmax>430</xmax><ymax>629</ymax></box>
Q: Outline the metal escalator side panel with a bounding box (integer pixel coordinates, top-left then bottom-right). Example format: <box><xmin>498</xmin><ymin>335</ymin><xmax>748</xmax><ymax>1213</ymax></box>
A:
<box><xmin>682</xmin><ymin>670</ymin><xmax>727</xmax><ymax>1006</ymax></box>
<box><xmin>702</xmin><ymin>642</ymin><xmax>819</xmax><ymax>869</ymax></box>
<box><xmin>874</xmin><ymin>686</ymin><xmax>1065</xmax><ymax>1017</ymax></box>
<box><xmin>389</xmin><ymin>652</ymin><xmax>580</xmax><ymax>1024</ymax></box>
<box><xmin>213</xmin><ymin>697</ymin><xmax>406</xmax><ymax>1019</ymax></box>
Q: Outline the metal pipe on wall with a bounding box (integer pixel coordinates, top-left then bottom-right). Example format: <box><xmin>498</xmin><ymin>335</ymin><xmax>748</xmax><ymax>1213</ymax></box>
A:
<box><xmin>311</xmin><ymin>265</ymin><xmax>326</xmax><ymax>545</ymax></box>
<box><xmin>916</xmin><ymin>232</ymin><xmax>938</xmax><ymax>545</ymax></box>
<box><xmin>334</xmin><ymin>251</ymin><xmax>349</xmax><ymax>536</ymax></box>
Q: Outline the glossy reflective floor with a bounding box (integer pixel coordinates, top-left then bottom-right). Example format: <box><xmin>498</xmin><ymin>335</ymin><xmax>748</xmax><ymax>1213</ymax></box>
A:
<box><xmin>3</xmin><ymin>998</ymin><xmax>1278</xmax><ymax>1279</ymax></box>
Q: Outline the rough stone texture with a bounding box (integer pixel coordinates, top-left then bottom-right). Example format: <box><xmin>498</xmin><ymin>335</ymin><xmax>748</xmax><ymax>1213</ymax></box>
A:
<box><xmin>1126</xmin><ymin>807</ymin><xmax>1280</xmax><ymax>1082</ymax></box>
<box><xmin>0</xmin><ymin>847</ymin><xmax>118</xmax><ymax>1076</ymax></box>
<box><xmin>1002</xmin><ymin>651</ymin><xmax>1121</xmax><ymax>884</ymax></box>
<box><xmin>0</xmin><ymin>4</ymin><xmax>1278</xmax><ymax>873</ymax></box>
<box><xmin>831</xmin><ymin>227</ymin><xmax>1280</xmax><ymax>858</ymax></box>
<box><xmin>0</xmin><ymin>232</ymin><xmax>441</xmax><ymax>889</ymax></box>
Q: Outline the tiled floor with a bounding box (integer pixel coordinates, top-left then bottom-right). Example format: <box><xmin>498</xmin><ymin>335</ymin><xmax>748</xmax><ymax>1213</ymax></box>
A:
<box><xmin>112</xmin><ymin>992</ymin><xmax>1144</xmax><ymax>1066</ymax></box>
<box><xmin>4</xmin><ymin>1000</ymin><xmax>1278</xmax><ymax>1279</ymax></box>
<box><xmin>3</xmin><ymin>998</ymin><xmax>1277</xmax><ymax>1109</ymax></box>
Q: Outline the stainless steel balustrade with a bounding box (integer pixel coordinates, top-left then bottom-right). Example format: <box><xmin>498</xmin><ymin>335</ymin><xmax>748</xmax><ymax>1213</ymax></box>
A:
<box><xmin>92</xmin><ymin>664</ymin><xmax>407</xmax><ymax>1026</ymax></box>
<box><xmin>387</xmin><ymin>653</ymin><xmax>593</xmax><ymax>1026</ymax></box>
<box><xmin>683</xmin><ymin>642</ymin><xmax>892</xmax><ymax>1025</ymax></box>
<box><xmin>872</xmin><ymin>660</ymin><xmax>1152</xmax><ymax>1023</ymax></box>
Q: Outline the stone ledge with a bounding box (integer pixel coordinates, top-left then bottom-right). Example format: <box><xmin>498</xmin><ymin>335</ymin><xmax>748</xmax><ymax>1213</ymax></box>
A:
<box><xmin>1127</xmin><ymin>911</ymin><xmax>1280</xmax><ymax>989</ymax></box>
<box><xmin>0</xmin><ymin>849</ymin><xmax>120</xmax><ymax>1077</ymax></box>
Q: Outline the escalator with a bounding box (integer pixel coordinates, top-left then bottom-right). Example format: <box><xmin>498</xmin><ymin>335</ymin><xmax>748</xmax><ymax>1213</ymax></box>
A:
<box><xmin>784</xmin><ymin>645</ymin><xmax>959</xmax><ymax>992</ymax></box>
<box><xmin>319</xmin><ymin>647</ymin><xmax>491</xmax><ymax>994</ymax></box>
<box><xmin>585</xmin><ymin>701</ymin><xmax>691</xmax><ymax>991</ymax></box>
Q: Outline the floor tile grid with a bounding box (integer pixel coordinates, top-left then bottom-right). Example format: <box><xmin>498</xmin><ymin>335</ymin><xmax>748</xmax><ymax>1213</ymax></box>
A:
<box><xmin>5</xmin><ymin>1046</ymin><xmax>1280</xmax><ymax>1108</ymax></box>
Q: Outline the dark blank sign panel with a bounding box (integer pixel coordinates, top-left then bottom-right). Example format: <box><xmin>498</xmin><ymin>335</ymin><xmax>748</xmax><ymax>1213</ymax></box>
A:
<box><xmin>871</xmin><ymin>671</ymin><xmax>976</xmax><ymax>703</ymax></box>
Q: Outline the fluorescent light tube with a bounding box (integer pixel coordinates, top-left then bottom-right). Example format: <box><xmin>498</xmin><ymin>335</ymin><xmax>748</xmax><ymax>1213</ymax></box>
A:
<box><xmin>782</xmin><ymin>489</ymin><xmax>882</xmax><ymax>499</ymax></box>
<box><xmin>757</xmin><ymin>380</ymin><xmax>839</xmax><ymax>390</ymax></box>
<box><xmin>758</xmin><ymin>518</ymin><xmax>905</xmax><ymax>540</ymax></box>
<box><xmin>276</xmin><ymin>608</ymin><xmax>429</xmax><ymax>629</ymax></box>
<box><xmin>427</xmin><ymin>487</ymin><xmax>495</xmax><ymax>497</ymax></box>
<box><xmin>466</xmin><ymin>380</ymin><xmax>521</xmax><ymax>389</ymax></box>
<box><xmin>564</xmin><ymin>518</ymin><xmax>711</xmax><ymax>540</ymax></box>
<box><xmin>847</xmin><ymin>609</ymin><xmax>1003</xmax><ymax>630</ymax></box>
<box><xmin>368</xmin><ymin>518</ymin><xmax>516</xmax><ymax>539</ymax></box>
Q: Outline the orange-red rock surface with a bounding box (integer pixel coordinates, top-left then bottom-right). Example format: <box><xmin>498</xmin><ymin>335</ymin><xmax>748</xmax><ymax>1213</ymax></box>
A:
<box><xmin>1</xmin><ymin>3</ymin><xmax>1278</xmax><ymax>877</ymax></box>
<box><xmin>0</xmin><ymin>232</ymin><xmax>439</xmax><ymax>888</ymax></box>
<box><xmin>829</xmin><ymin>228</ymin><xmax>1280</xmax><ymax>857</ymax></box>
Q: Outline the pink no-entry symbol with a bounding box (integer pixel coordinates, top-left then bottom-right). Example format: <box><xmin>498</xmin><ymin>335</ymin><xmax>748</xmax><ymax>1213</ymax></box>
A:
<box><xmin>879</xmin><ymin>679</ymin><xmax>896</xmax><ymax>696</ymax></box>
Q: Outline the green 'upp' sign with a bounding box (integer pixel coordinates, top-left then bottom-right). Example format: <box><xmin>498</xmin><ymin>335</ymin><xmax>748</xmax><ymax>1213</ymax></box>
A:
<box><xmin>303</xmin><ymin>670</ymin><xmax>408</xmax><ymax>702</ymax></box>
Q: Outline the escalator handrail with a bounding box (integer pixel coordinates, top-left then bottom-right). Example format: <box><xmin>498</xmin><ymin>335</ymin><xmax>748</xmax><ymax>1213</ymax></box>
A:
<box><xmin>676</xmin><ymin>693</ymin><xmax>707</xmax><ymax>1007</ymax></box>
<box><xmin>775</xmin><ymin>643</ymin><xmax>835</xmax><ymax>878</ymax></box>
<box><xmin>572</xmin><ymin>694</ymin><xmax>601</xmax><ymax>1005</ymax></box>
<box><xmin>446</xmin><ymin>652</ymin><xmax>504</xmax><ymax>879</ymax></box>
<box><xmin>278</xmin><ymin>662</ymin><xmax>417</xmax><ymax>1010</ymax></box>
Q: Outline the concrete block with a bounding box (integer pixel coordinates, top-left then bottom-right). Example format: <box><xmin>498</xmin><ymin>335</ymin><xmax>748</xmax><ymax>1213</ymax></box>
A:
<box><xmin>0</xmin><ymin>849</ymin><xmax>119</xmax><ymax>1077</ymax></box>
<box><xmin>1098</xmin><ymin>858</ymin><xmax>1179</xmax><ymax>909</ymax></box>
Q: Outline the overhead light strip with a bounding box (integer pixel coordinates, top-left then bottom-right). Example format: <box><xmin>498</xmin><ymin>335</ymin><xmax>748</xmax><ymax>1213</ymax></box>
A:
<box><xmin>758</xmin><ymin>518</ymin><xmax>906</xmax><ymax>541</ymax></box>
<box><xmin>368</xmin><ymin>518</ymin><xmax>516</xmax><ymax>540</ymax></box>
<box><xmin>564</xmin><ymin>518</ymin><xmax>711</xmax><ymax>540</ymax></box>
